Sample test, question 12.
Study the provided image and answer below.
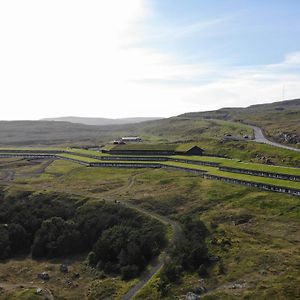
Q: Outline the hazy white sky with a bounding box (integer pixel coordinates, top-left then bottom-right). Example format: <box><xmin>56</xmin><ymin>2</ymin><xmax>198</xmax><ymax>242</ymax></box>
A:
<box><xmin>0</xmin><ymin>0</ymin><xmax>300</xmax><ymax>120</ymax></box>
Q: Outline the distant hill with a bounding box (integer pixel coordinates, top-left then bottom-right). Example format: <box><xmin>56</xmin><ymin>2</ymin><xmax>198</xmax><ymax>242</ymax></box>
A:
<box><xmin>42</xmin><ymin>116</ymin><xmax>163</xmax><ymax>126</ymax></box>
<box><xmin>0</xmin><ymin>99</ymin><xmax>299</xmax><ymax>150</ymax></box>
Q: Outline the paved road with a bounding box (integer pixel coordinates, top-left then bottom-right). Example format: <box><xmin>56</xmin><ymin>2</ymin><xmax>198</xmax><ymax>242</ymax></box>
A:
<box><xmin>248</xmin><ymin>124</ymin><xmax>300</xmax><ymax>153</ymax></box>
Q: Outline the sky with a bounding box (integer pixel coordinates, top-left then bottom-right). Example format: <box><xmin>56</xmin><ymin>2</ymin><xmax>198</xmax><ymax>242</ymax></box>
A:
<box><xmin>0</xmin><ymin>0</ymin><xmax>300</xmax><ymax>120</ymax></box>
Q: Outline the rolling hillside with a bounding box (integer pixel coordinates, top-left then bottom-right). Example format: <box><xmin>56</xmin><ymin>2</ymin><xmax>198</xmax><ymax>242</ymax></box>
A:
<box><xmin>181</xmin><ymin>98</ymin><xmax>300</xmax><ymax>148</ymax></box>
<box><xmin>0</xmin><ymin>99</ymin><xmax>299</xmax><ymax>166</ymax></box>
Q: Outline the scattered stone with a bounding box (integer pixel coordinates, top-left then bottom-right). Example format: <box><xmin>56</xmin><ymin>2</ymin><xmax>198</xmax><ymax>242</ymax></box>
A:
<box><xmin>36</xmin><ymin>288</ymin><xmax>43</xmax><ymax>295</ymax></box>
<box><xmin>38</xmin><ymin>272</ymin><xmax>50</xmax><ymax>280</ymax></box>
<box><xmin>193</xmin><ymin>286</ymin><xmax>206</xmax><ymax>294</ymax></box>
<box><xmin>186</xmin><ymin>292</ymin><xmax>199</xmax><ymax>300</ymax></box>
<box><xmin>229</xmin><ymin>282</ymin><xmax>246</xmax><ymax>289</ymax></box>
<box><xmin>60</xmin><ymin>264</ymin><xmax>68</xmax><ymax>273</ymax></box>
<box><xmin>259</xmin><ymin>270</ymin><xmax>268</xmax><ymax>276</ymax></box>
<box><xmin>72</xmin><ymin>273</ymin><xmax>80</xmax><ymax>279</ymax></box>
<box><xmin>64</xmin><ymin>279</ymin><xmax>73</xmax><ymax>287</ymax></box>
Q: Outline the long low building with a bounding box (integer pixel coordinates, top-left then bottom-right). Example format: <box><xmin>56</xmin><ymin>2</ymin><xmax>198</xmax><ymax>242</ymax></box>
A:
<box><xmin>101</xmin><ymin>144</ymin><xmax>204</xmax><ymax>156</ymax></box>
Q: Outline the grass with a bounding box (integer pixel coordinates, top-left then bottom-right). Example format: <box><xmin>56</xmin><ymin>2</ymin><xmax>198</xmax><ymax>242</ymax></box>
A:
<box><xmin>133</xmin><ymin>266</ymin><xmax>163</xmax><ymax>300</ymax></box>
<box><xmin>1</xmin><ymin>158</ymin><xmax>300</xmax><ymax>299</ymax></box>
<box><xmin>2</xmin><ymin>148</ymin><xmax>300</xmax><ymax>192</ymax></box>
<box><xmin>163</xmin><ymin>161</ymin><xmax>300</xmax><ymax>190</ymax></box>
<box><xmin>68</xmin><ymin>148</ymin><xmax>109</xmax><ymax>157</ymax></box>
<box><xmin>45</xmin><ymin>159</ymin><xmax>81</xmax><ymax>174</ymax></box>
<box><xmin>120</xmin><ymin>169</ymin><xmax>300</xmax><ymax>299</ymax></box>
<box><xmin>53</xmin><ymin>153</ymin><xmax>300</xmax><ymax>191</ymax></box>
<box><xmin>104</xmin><ymin>143</ymin><xmax>192</xmax><ymax>151</ymax></box>
<box><xmin>2</xmin><ymin>289</ymin><xmax>45</xmax><ymax>300</ymax></box>
<box><xmin>173</xmin><ymin>155</ymin><xmax>300</xmax><ymax>176</ymax></box>
<box><xmin>56</xmin><ymin>153</ymin><xmax>101</xmax><ymax>163</ymax></box>
<box><xmin>0</xmin><ymin>147</ymin><xmax>65</xmax><ymax>152</ymax></box>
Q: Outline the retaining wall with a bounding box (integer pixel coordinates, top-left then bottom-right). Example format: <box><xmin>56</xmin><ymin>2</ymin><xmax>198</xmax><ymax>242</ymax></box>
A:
<box><xmin>0</xmin><ymin>149</ymin><xmax>64</xmax><ymax>154</ymax></box>
<box><xmin>219</xmin><ymin>166</ymin><xmax>300</xmax><ymax>182</ymax></box>
<box><xmin>0</xmin><ymin>153</ymin><xmax>56</xmax><ymax>159</ymax></box>
<box><xmin>89</xmin><ymin>162</ymin><xmax>161</xmax><ymax>168</ymax></box>
<box><xmin>202</xmin><ymin>173</ymin><xmax>300</xmax><ymax>197</ymax></box>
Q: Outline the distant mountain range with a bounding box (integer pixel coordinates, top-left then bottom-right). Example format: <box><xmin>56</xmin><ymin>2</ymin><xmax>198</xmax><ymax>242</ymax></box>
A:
<box><xmin>42</xmin><ymin>116</ymin><xmax>163</xmax><ymax>126</ymax></box>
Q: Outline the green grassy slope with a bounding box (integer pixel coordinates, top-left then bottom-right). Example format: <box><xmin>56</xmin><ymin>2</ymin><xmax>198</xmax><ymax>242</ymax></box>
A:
<box><xmin>181</xmin><ymin>98</ymin><xmax>300</xmax><ymax>148</ymax></box>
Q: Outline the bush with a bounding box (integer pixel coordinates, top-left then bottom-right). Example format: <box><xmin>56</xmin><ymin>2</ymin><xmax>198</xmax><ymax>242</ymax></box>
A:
<box><xmin>0</xmin><ymin>190</ymin><xmax>167</xmax><ymax>279</ymax></box>
<box><xmin>121</xmin><ymin>264</ymin><xmax>139</xmax><ymax>280</ymax></box>
<box><xmin>0</xmin><ymin>225</ymin><xmax>11</xmax><ymax>259</ymax></box>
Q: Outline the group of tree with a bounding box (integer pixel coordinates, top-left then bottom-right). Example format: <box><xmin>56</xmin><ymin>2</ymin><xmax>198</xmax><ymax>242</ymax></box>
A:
<box><xmin>0</xmin><ymin>190</ymin><xmax>166</xmax><ymax>279</ymax></box>
<box><xmin>159</xmin><ymin>216</ymin><xmax>210</xmax><ymax>295</ymax></box>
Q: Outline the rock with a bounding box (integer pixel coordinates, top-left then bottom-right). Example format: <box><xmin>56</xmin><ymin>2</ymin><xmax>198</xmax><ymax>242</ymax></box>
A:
<box><xmin>36</xmin><ymin>288</ymin><xmax>43</xmax><ymax>295</ymax></box>
<box><xmin>229</xmin><ymin>282</ymin><xmax>246</xmax><ymax>289</ymax></box>
<box><xmin>186</xmin><ymin>292</ymin><xmax>199</xmax><ymax>300</ymax></box>
<box><xmin>38</xmin><ymin>272</ymin><xmax>50</xmax><ymax>280</ymax></box>
<box><xmin>259</xmin><ymin>270</ymin><xmax>268</xmax><ymax>276</ymax></box>
<box><xmin>276</xmin><ymin>132</ymin><xmax>299</xmax><ymax>144</ymax></box>
<box><xmin>72</xmin><ymin>273</ymin><xmax>80</xmax><ymax>279</ymax></box>
<box><xmin>60</xmin><ymin>264</ymin><xmax>68</xmax><ymax>273</ymax></box>
<box><xmin>193</xmin><ymin>286</ymin><xmax>206</xmax><ymax>294</ymax></box>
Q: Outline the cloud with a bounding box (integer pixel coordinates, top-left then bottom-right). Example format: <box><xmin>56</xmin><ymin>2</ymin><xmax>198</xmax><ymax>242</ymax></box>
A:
<box><xmin>0</xmin><ymin>0</ymin><xmax>299</xmax><ymax>119</ymax></box>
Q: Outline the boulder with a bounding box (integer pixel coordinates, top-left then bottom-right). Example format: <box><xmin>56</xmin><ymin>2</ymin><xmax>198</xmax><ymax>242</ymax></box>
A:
<box><xmin>60</xmin><ymin>264</ymin><xmax>68</xmax><ymax>273</ymax></box>
<box><xmin>186</xmin><ymin>292</ymin><xmax>199</xmax><ymax>300</ymax></box>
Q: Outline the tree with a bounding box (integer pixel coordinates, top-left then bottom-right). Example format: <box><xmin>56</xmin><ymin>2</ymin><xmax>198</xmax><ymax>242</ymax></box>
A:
<box><xmin>8</xmin><ymin>223</ymin><xmax>28</xmax><ymax>253</ymax></box>
<box><xmin>32</xmin><ymin>217</ymin><xmax>82</xmax><ymax>258</ymax></box>
<box><xmin>0</xmin><ymin>225</ymin><xmax>11</xmax><ymax>259</ymax></box>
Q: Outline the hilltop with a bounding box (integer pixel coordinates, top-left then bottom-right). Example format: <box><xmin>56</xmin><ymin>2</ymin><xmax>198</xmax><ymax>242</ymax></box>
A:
<box><xmin>42</xmin><ymin>116</ymin><xmax>163</xmax><ymax>126</ymax></box>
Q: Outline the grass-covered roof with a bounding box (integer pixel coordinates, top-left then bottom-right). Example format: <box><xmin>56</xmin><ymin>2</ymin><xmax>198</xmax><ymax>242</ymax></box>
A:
<box><xmin>102</xmin><ymin>143</ymin><xmax>202</xmax><ymax>152</ymax></box>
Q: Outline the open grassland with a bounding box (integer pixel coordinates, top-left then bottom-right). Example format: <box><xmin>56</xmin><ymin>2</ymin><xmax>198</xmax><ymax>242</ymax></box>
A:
<box><xmin>0</xmin><ymin>159</ymin><xmax>300</xmax><ymax>299</ymax></box>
